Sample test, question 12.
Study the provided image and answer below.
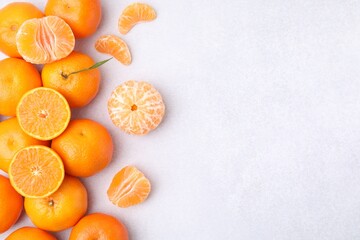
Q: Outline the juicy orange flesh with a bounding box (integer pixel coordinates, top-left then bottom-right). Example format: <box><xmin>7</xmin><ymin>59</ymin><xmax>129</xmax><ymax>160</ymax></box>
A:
<box><xmin>16</xmin><ymin>16</ymin><xmax>75</xmax><ymax>64</ymax></box>
<box><xmin>17</xmin><ymin>88</ymin><xmax>70</xmax><ymax>140</ymax></box>
<box><xmin>119</xmin><ymin>3</ymin><xmax>156</xmax><ymax>34</ymax></box>
<box><xmin>107</xmin><ymin>166</ymin><xmax>151</xmax><ymax>208</ymax></box>
<box><xmin>108</xmin><ymin>80</ymin><xmax>165</xmax><ymax>135</ymax></box>
<box><xmin>95</xmin><ymin>34</ymin><xmax>131</xmax><ymax>65</ymax></box>
<box><xmin>10</xmin><ymin>147</ymin><xmax>64</xmax><ymax>197</ymax></box>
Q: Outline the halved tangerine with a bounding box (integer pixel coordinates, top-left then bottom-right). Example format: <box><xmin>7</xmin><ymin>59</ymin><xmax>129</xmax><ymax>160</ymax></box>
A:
<box><xmin>118</xmin><ymin>3</ymin><xmax>156</xmax><ymax>34</ymax></box>
<box><xmin>107</xmin><ymin>166</ymin><xmax>151</xmax><ymax>208</ymax></box>
<box><xmin>95</xmin><ymin>34</ymin><xmax>131</xmax><ymax>65</ymax></box>
<box><xmin>9</xmin><ymin>145</ymin><xmax>65</xmax><ymax>198</ymax></box>
<box><xmin>16</xmin><ymin>16</ymin><xmax>75</xmax><ymax>64</ymax></box>
<box><xmin>16</xmin><ymin>87</ymin><xmax>71</xmax><ymax>141</ymax></box>
<box><xmin>108</xmin><ymin>80</ymin><xmax>165</xmax><ymax>135</ymax></box>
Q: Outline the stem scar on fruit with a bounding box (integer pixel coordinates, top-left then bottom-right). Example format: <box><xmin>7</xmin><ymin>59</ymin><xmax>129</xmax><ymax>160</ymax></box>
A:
<box><xmin>60</xmin><ymin>57</ymin><xmax>113</xmax><ymax>79</ymax></box>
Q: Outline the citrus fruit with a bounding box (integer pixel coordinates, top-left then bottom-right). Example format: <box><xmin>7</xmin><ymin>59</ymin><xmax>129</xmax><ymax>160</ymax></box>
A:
<box><xmin>16</xmin><ymin>87</ymin><xmax>71</xmax><ymax>141</ymax></box>
<box><xmin>42</xmin><ymin>51</ymin><xmax>101</xmax><ymax>108</ymax></box>
<box><xmin>16</xmin><ymin>16</ymin><xmax>75</xmax><ymax>64</ymax></box>
<box><xmin>69</xmin><ymin>213</ymin><xmax>129</xmax><ymax>240</ymax></box>
<box><xmin>118</xmin><ymin>3</ymin><xmax>156</xmax><ymax>34</ymax></box>
<box><xmin>108</xmin><ymin>80</ymin><xmax>165</xmax><ymax>135</ymax></box>
<box><xmin>51</xmin><ymin>119</ymin><xmax>113</xmax><ymax>177</ymax></box>
<box><xmin>0</xmin><ymin>175</ymin><xmax>23</xmax><ymax>234</ymax></box>
<box><xmin>45</xmin><ymin>0</ymin><xmax>101</xmax><ymax>38</ymax></box>
<box><xmin>0</xmin><ymin>58</ymin><xmax>42</xmax><ymax>116</ymax></box>
<box><xmin>107</xmin><ymin>166</ymin><xmax>151</xmax><ymax>208</ymax></box>
<box><xmin>0</xmin><ymin>2</ymin><xmax>44</xmax><ymax>57</ymax></box>
<box><xmin>24</xmin><ymin>175</ymin><xmax>87</xmax><ymax>232</ymax></box>
<box><xmin>9</xmin><ymin>145</ymin><xmax>65</xmax><ymax>198</ymax></box>
<box><xmin>0</xmin><ymin>117</ymin><xmax>50</xmax><ymax>173</ymax></box>
<box><xmin>5</xmin><ymin>227</ymin><xmax>56</xmax><ymax>240</ymax></box>
<box><xmin>95</xmin><ymin>34</ymin><xmax>131</xmax><ymax>65</ymax></box>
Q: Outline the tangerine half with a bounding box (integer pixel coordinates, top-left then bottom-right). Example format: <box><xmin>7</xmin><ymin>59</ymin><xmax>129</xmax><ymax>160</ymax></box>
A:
<box><xmin>16</xmin><ymin>87</ymin><xmax>71</xmax><ymax>141</ymax></box>
<box><xmin>9</xmin><ymin>145</ymin><xmax>65</xmax><ymax>198</ymax></box>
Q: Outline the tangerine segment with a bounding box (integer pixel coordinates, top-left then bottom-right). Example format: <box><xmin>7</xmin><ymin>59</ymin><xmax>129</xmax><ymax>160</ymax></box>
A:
<box><xmin>17</xmin><ymin>87</ymin><xmax>71</xmax><ymax>141</ymax></box>
<box><xmin>118</xmin><ymin>3</ymin><xmax>156</xmax><ymax>34</ymax></box>
<box><xmin>95</xmin><ymin>35</ymin><xmax>131</xmax><ymax>65</ymax></box>
<box><xmin>9</xmin><ymin>146</ymin><xmax>65</xmax><ymax>198</ymax></box>
<box><xmin>108</xmin><ymin>80</ymin><xmax>165</xmax><ymax>135</ymax></box>
<box><xmin>107</xmin><ymin>166</ymin><xmax>151</xmax><ymax>208</ymax></box>
<box><xmin>16</xmin><ymin>16</ymin><xmax>75</xmax><ymax>64</ymax></box>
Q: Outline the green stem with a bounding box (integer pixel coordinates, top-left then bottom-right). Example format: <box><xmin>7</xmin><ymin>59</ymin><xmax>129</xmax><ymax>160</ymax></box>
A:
<box><xmin>62</xmin><ymin>57</ymin><xmax>113</xmax><ymax>79</ymax></box>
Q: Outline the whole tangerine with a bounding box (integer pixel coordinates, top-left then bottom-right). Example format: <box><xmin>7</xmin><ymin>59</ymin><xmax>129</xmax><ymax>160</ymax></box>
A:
<box><xmin>51</xmin><ymin>119</ymin><xmax>113</xmax><ymax>177</ymax></box>
<box><xmin>6</xmin><ymin>227</ymin><xmax>56</xmax><ymax>240</ymax></box>
<box><xmin>42</xmin><ymin>51</ymin><xmax>101</xmax><ymax>108</ymax></box>
<box><xmin>69</xmin><ymin>213</ymin><xmax>129</xmax><ymax>240</ymax></box>
<box><xmin>0</xmin><ymin>2</ymin><xmax>44</xmax><ymax>57</ymax></box>
<box><xmin>45</xmin><ymin>0</ymin><xmax>101</xmax><ymax>38</ymax></box>
<box><xmin>0</xmin><ymin>117</ymin><xmax>50</xmax><ymax>173</ymax></box>
<box><xmin>24</xmin><ymin>175</ymin><xmax>88</xmax><ymax>232</ymax></box>
<box><xmin>0</xmin><ymin>175</ymin><xmax>23</xmax><ymax>234</ymax></box>
<box><xmin>0</xmin><ymin>58</ymin><xmax>42</xmax><ymax>116</ymax></box>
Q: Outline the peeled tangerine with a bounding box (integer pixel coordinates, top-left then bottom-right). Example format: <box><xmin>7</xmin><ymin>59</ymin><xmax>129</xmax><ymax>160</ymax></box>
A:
<box><xmin>108</xmin><ymin>80</ymin><xmax>165</xmax><ymax>135</ymax></box>
<box><xmin>16</xmin><ymin>16</ymin><xmax>75</xmax><ymax>64</ymax></box>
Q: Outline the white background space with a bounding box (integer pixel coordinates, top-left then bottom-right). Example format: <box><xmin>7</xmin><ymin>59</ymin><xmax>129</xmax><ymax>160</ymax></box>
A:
<box><xmin>1</xmin><ymin>0</ymin><xmax>360</xmax><ymax>239</ymax></box>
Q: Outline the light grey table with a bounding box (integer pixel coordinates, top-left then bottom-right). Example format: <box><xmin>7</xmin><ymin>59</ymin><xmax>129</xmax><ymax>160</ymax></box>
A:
<box><xmin>1</xmin><ymin>0</ymin><xmax>360</xmax><ymax>239</ymax></box>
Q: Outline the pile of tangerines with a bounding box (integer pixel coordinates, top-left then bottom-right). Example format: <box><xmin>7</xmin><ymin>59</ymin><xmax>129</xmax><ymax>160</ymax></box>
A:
<box><xmin>0</xmin><ymin>0</ymin><xmax>164</xmax><ymax>239</ymax></box>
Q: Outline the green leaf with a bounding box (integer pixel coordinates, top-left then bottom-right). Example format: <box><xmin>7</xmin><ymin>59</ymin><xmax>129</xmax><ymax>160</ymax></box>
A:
<box><xmin>66</xmin><ymin>57</ymin><xmax>113</xmax><ymax>77</ymax></box>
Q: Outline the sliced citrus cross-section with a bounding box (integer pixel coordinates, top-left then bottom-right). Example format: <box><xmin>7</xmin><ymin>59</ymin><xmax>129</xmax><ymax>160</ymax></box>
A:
<box><xmin>108</xmin><ymin>80</ymin><xmax>165</xmax><ymax>135</ymax></box>
<box><xmin>95</xmin><ymin>34</ymin><xmax>131</xmax><ymax>65</ymax></box>
<box><xmin>17</xmin><ymin>87</ymin><xmax>71</xmax><ymax>141</ymax></box>
<box><xmin>9</xmin><ymin>145</ymin><xmax>65</xmax><ymax>198</ymax></box>
<box><xmin>107</xmin><ymin>166</ymin><xmax>151</xmax><ymax>208</ymax></box>
<box><xmin>16</xmin><ymin>15</ymin><xmax>75</xmax><ymax>64</ymax></box>
<box><xmin>118</xmin><ymin>3</ymin><xmax>156</xmax><ymax>34</ymax></box>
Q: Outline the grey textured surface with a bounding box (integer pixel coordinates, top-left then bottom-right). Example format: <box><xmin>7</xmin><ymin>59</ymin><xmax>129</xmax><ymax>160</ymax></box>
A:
<box><xmin>1</xmin><ymin>0</ymin><xmax>360</xmax><ymax>239</ymax></box>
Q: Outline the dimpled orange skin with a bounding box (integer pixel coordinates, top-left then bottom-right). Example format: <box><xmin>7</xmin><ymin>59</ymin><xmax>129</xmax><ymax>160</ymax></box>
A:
<box><xmin>69</xmin><ymin>213</ymin><xmax>129</xmax><ymax>240</ymax></box>
<box><xmin>6</xmin><ymin>227</ymin><xmax>57</xmax><ymax>240</ymax></box>
<box><xmin>45</xmin><ymin>0</ymin><xmax>102</xmax><ymax>38</ymax></box>
<box><xmin>42</xmin><ymin>51</ymin><xmax>101</xmax><ymax>108</ymax></box>
<box><xmin>0</xmin><ymin>58</ymin><xmax>42</xmax><ymax>116</ymax></box>
<box><xmin>51</xmin><ymin>119</ymin><xmax>114</xmax><ymax>177</ymax></box>
<box><xmin>0</xmin><ymin>117</ymin><xmax>50</xmax><ymax>173</ymax></box>
<box><xmin>0</xmin><ymin>175</ymin><xmax>23</xmax><ymax>234</ymax></box>
<box><xmin>24</xmin><ymin>176</ymin><xmax>88</xmax><ymax>232</ymax></box>
<box><xmin>0</xmin><ymin>2</ymin><xmax>44</xmax><ymax>57</ymax></box>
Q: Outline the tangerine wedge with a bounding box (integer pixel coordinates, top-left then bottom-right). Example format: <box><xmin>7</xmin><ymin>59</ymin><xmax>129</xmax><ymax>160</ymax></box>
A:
<box><xmin>95</xmin><ymin>34</ymin><xmax>131</xmax><ymax>65</ymax></box>
<box><xmin>107</xmin><ymin>166</ymin><xmax>151</xmax><ymax>208</ymax></box>
<box><xmin>108</xmin><ymin>80</ymin><xmax>165</xmax><ymax>135</ymax></box>
<box><xmin>16</xmin><ymin>87</ymin><xmax>71</xmax><ymax>141</ymax></box>
<box><xmin>9</xmin><ymin>145</ymin><xmax>65</xmax><ymax>198</ymax></box>
<box><xmin>118</xmin><ymin>3</ymin><xmax>156</xmax><ymax>34</ymax></box>
<box><xmin>16</xmin><ymin>16</ymin><xmax>75</xmax><ymax>64</ymax></box>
